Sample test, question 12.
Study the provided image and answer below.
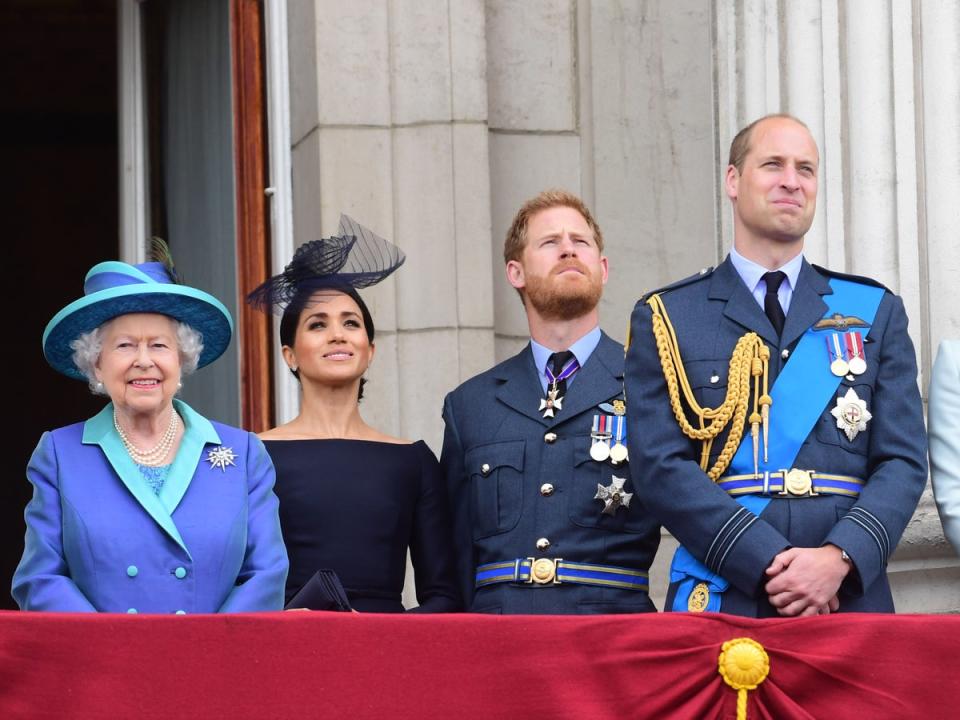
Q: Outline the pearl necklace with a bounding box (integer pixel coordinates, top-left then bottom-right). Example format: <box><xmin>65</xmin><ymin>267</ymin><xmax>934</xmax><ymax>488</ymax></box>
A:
<box><xmin>114</xmin><ymin>409</ymin><xmax>180</xmax><ymax>466</ymax></box>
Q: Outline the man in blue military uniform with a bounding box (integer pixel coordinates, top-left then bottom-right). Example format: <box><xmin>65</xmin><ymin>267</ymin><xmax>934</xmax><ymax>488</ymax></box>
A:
<box><xmin>441</xmin><ymin>189</ymin><xmax>660</xmax><ymax>614</ymax></box>
<box><xmin>625</xmin><ymin>114</ymin><xmax>926</xmax><ymax>617</ymax></box>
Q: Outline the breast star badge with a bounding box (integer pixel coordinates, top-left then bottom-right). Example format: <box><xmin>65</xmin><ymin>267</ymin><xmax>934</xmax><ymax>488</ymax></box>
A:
<box><xmin>830</xmin><ymin>388</ymin><xmax>872</xmax><ymax>441</ymax></box>
<box><xmin>206</xmin><ymin>446</ymin><xmax>237</xmax><ymax>472</ymax></box>
<box><xmin>594</xmin><ymin>475</ymin><xmax>633</xmax><ymax>516</ymax></box>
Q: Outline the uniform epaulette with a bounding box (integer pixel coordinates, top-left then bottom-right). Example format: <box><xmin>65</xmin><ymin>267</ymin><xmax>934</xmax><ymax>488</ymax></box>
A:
<box><xmin>811</xmin><ymin>264</ymin><xmax>889</xmax><ymax>292</ymax></box>
<box><xmin>639</xmin><ymin>266</ymin><xmax>715</xmax><ymax>303</ymax></box>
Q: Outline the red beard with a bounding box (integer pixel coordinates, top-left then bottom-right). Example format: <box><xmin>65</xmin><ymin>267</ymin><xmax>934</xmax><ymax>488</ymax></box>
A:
<box><xmin>523</xmin><ymin>260</ymin><xmax>602</xmax><ymax>320</ymax></box>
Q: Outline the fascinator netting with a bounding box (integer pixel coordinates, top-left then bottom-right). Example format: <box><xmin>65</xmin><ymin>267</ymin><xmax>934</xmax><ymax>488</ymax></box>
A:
<box><xmin>247</xmin><ymin>214</ymin><xmax>405</xmax><ymax>313</ymax></box>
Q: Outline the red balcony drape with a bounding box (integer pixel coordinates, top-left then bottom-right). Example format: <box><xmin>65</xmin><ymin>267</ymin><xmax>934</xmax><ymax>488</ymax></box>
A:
<box><xmin>1</xmin><ymin>611</ymin><xmax>957</xmax><ymax>719</ymax></box>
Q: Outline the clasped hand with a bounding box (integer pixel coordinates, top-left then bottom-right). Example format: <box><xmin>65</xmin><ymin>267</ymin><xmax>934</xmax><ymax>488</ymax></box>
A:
<box><xmin>764</xmin><ymin>545</ymin><xmax>850</xmax><ymax>616</ymax></box>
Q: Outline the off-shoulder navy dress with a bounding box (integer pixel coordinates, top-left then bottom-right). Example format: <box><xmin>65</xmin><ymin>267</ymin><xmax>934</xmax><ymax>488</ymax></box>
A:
<box><xmin>264</xmin><ymin>439</ymin><xmax>460</xmax><ymax>612</ymax></box>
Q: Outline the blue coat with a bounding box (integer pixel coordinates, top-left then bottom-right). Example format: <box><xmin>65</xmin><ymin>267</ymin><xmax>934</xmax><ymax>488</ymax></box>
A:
<box><xmin>624</xmin><ymin>257</ymin><xmax>927</xmax><ymax>616</ymax></box>
<box><xmin>12</xmin><ymin>400</ymin><xmax>288</xmax><ymax>613</ymax></box>
<box><xmin>441</xmin><ymin>333</ymin><xmax>660</xmax><ymax>614</ymax></box>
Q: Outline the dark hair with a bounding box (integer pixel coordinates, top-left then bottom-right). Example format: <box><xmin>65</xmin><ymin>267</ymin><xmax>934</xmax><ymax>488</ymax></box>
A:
<box><xmin>279</xmin><ymin>286</ymin><xmax>375</xmax><ymax>400</ymax></box>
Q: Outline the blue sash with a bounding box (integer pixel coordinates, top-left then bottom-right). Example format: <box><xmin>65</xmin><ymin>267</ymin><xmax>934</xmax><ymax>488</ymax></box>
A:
<box><xmin>671</xmin><ymin>278</ymin><xmax>885</xmax><ymax>611</ymax></box>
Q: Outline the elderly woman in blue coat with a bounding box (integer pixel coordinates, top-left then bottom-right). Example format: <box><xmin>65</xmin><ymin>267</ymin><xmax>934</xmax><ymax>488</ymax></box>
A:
<box><xmin>13</xmin><ymin>247</ymin><xmax>288</xmax><ymax>613</ymax></box>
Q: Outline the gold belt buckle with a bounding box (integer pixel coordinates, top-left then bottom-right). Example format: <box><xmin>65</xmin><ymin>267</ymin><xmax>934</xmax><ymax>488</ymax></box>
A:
<box><xmin>781</xmin><ymin>468</ymin><xmax>818</xmax><ymax>497</ymax></box>
<box><xmin>527</xmin><ymin>557</ymin><xmax>562</xmax><ymax>585</ymax></box>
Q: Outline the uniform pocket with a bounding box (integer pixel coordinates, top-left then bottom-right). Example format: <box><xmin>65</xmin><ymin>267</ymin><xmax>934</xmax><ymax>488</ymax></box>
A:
<box><xmin>815</xmin><ymin>383</ymin><xmax>872</xmax><ymax>456</ymax></box>
<box><xmin>464</xmin><ymin>440</ymin><xmax>525</xmax><ymax>540</ymax></box>
<box><xmin>685</xmin><ymin>359</ymin><xmax>730</xmax><ymax>411</ymax></box>
<box><xmin>568</xmin><ymin>444</ymin><xmax>647</xmax><ymax>533</ymax></box>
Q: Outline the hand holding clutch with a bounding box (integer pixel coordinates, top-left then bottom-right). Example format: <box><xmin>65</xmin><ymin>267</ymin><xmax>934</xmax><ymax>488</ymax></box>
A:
<box><xmin>284</xmin><ymin>569</ymin><xmax>352</xmax><ymax>612</ymax></box>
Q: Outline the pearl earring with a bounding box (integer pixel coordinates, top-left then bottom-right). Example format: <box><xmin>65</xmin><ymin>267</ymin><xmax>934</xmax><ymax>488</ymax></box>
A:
<box><xmin>95</xmin><ymin>381</ymin><xmax>104</xmax><ymax>393</ymax></box>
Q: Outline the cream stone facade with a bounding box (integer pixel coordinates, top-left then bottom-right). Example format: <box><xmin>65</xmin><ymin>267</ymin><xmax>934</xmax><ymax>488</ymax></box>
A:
<box><xmin>280</xmin><ymin>0</ymin><xmax>960</xmax><ymax>612</ymax></box>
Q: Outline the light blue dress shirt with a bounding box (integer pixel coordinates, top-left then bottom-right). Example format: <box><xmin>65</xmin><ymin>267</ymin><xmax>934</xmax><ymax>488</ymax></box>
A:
<box><xmin>530</xmin><ymin>325</ymin><xmax>602</xmax><ymax>394</ymax></box>
<box><xmin>729</xmin><ymin>244</ymin><xmax>803</xmax><ymax>316</ymax></box>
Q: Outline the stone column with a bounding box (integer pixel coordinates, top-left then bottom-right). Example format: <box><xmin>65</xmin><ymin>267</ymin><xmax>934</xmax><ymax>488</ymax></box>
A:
<box><xmin>288</xmin><ymin>0</ymin><xmax>495</xmax><ymax>448</ymax></box>
<box><xmin>922</xmin><ymin>0</ymin><xmax>960</xmax><ymax>355</ymax></box>
<box><xmin>714</xmin><ymin>0</ymin><xmax>960</xmax><ymax>612</ymax></box>
<box><xmin>486</xmin><ymin>0</ymin><xmax>582</xmax><ymax>360</ymax></box>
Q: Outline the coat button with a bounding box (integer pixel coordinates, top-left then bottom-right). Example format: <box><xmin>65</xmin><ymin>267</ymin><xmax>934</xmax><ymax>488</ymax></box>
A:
<box><xmin>480</xmin><ymin>463</ymin><xmax>491</xmax><ymax>476</ymax></box>
<box><xmin>781</xmin><ymin>348</ymin><xmax>790</xmax><ymax>359</ymax></box>
<box><xmin>175</xmin><ymin>610</ymin><xmax>187</xmax><ymax>615</ymax></box>
<box><xmin>126</xmin><ymin>565</ymin><xmax>138</xmax><ymax>578</ymax></box>
<box><xmin>543</xmin><ymin>432</ymin><xmax>557</xmax><ymax>443</ymax></box>
<box><xmin>127</xmin><ymin>608</ymin><xmax>138</xmax><ymax>614</ymax></box>
<box><xmin>174</xmin><ymin>567</ymin><xmax>187</xmax><ymax>579</ymax></box>
<box><xmin>536</xmin><ymin>537</ymin><xmax>551</xmax><ymax>551</ymax></box>
<box><xmin>540</xmin><ymin>483</ymin><xmax>554</xmax><ymax>496</ymax></box>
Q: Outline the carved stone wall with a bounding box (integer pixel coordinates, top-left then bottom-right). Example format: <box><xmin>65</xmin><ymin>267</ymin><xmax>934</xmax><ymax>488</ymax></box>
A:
<box><xmin>287</xmin><ymin>0</ymin><xmax>960</xmax><ymax>611</ymax></box>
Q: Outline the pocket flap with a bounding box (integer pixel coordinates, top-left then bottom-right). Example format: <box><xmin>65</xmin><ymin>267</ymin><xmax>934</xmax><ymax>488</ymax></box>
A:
<box><xmin>464</xmin><ymin>440</ymin><xmax>525</xmax><ymax>476</ymax></box>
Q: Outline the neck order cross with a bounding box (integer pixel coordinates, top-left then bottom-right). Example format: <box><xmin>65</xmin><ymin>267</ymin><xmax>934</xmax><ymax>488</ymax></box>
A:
<box><xmin>539</xmin><ymin>351</ymin><xmax>579</xmax><ymax>419</ymax></box>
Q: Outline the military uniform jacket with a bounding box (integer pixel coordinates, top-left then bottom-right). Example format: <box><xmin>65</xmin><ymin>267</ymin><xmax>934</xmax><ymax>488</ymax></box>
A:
<box><xmin>13</xmin><ymin>400</ymin><xmax>289</xmax><ymax>613</ymax></box>
<box><xmin>624</xmin><ymin>257</ymin><xmax>927</xmax><ymax>615</ymax></box>
<box><xmin>441</xmin><ymin>332</ymin><xmax>660</xmax><ymax>614</ymax></box>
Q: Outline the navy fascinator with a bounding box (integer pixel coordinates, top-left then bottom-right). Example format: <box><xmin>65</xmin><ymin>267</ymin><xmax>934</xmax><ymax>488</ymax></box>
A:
<box><xmin>247</xmin><ymin>214</ymin><xmax>405</xmax><ymax>312</ymax></box>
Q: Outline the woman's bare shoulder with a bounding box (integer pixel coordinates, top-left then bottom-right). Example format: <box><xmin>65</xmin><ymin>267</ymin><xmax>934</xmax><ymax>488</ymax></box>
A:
<box><xmin>257</xmin><ymin>424</ymin><xmax>304</xmax><ymax>441</ymax></box>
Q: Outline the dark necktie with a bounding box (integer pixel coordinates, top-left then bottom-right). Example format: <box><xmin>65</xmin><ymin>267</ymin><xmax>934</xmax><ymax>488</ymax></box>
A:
<box><xmin>762</xmin><ymin>271</ymin><xmax>787</xmax><ymax>337</ymax></box>
<box><xmin>547</xmin><ymin>350</ymin><xmax>576</xmax><ymax>400</ymax></box>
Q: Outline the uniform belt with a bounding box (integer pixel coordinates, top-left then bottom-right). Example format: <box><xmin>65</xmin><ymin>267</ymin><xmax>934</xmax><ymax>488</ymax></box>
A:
<box><xmin>475</xmin><ymin>558</ymin><xmax>648</xmax><ymax>591</ymax></box>
<box><xmin>717</xmin><ymin>469</ymin><xmax>864</xmax><ymax>498</ymax></box>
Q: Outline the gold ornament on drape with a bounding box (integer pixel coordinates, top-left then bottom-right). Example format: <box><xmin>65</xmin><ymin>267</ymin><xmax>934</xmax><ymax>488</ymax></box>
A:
<box><xmin>718</xmin><ymin>637</ymin><xmax>770</xmax><ymax>720</ymax></box>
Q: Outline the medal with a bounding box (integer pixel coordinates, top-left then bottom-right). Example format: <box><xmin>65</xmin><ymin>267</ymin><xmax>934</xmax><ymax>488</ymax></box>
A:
<box><xmin>594</xmin><ymin>475</ymin><xmax>633</xmax><ymax>516</ymax></box>
<box><xmin>609</xmin><ymin>415</ymin><xmax>628</xmax><ymax>464</ymax></box>
<box><xmin>590</xmin><ymin>414</ymin><xmax>611</xmax><ymax>461</ymax></box>
<box><xmin>826</xmin><ymin>334</ymin><xmax>849</xmax><ymax>377</ymax></box>
<box><xmin>612</xmin><ymin>399</ymin><xmax>626</xmax><ymax>416</ymax></box>
<box><xmin>610</xmin><ymin>443</ymin><xmax>628</xmax><ymax>464</ymax></box>
<box><xmin>846</xmin><ymin>331</ymin><xmax>867</xmax><ymax>375</ymax></box>
<box><xmin>539</xmin><ymin>355</ymin><xmax>580</xmax><ymax>418</ymax></box>
<box><xmin>590</xmin><ymin>440</ymin><xmax>610</xmax><ymax>462</ymax></box>
<box><xmin>830</xmin><ymin>387</ymin><xmax>872</xmax><ymax>441</ymax></box>
<box><xmin>539</xmin><ymin>388</ymin><xmax>563</xmax><ymax>418</ymax></box>
<box><xmin>687</xmin><ymin>582</ymin><xmax>710</xmax><ymax>613</ymax></box>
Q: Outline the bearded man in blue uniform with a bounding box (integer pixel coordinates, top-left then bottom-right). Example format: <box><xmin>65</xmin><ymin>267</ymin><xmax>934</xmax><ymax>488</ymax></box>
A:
<box><xmin>441</xmin><ymin>190</ymin><xmax>660</xmax><ymax>614</ymax></box>
<box><xmin>625</xmin><ymin>114</ymin><xmax>926</xmax><ymax>617</ymax></box>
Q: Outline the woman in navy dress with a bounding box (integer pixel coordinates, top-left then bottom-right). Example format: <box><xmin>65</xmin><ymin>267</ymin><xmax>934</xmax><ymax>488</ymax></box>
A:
<box><xmin>249</xmin><ymin>216</ymin><xmax>460</xmax><ymax>612</ymax></box>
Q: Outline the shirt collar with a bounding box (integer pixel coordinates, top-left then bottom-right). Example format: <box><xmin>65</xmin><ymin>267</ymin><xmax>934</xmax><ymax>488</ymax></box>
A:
<box><xmin>729</xmin><ymin>244</ymin><xmax>803</xmax><ymax>295</ymax></box>
<box><xmin>530</xmin><ymin>326</ymin><xmax>602</xmax><ymax>379</ymax></box>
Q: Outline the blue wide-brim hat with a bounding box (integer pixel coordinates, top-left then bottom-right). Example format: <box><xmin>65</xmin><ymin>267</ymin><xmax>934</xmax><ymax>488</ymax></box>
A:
<box><xmin>43</xmin><ymin>260</ymin><xmax>234</xmax><ymax>380</ymax></box>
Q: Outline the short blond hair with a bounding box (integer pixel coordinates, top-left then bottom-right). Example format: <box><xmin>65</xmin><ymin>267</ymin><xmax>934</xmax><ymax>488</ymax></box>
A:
<box><xmin>503</xmin><ymin>189</ymin><xmax>604</xmax><ymax>264</ymax></box>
